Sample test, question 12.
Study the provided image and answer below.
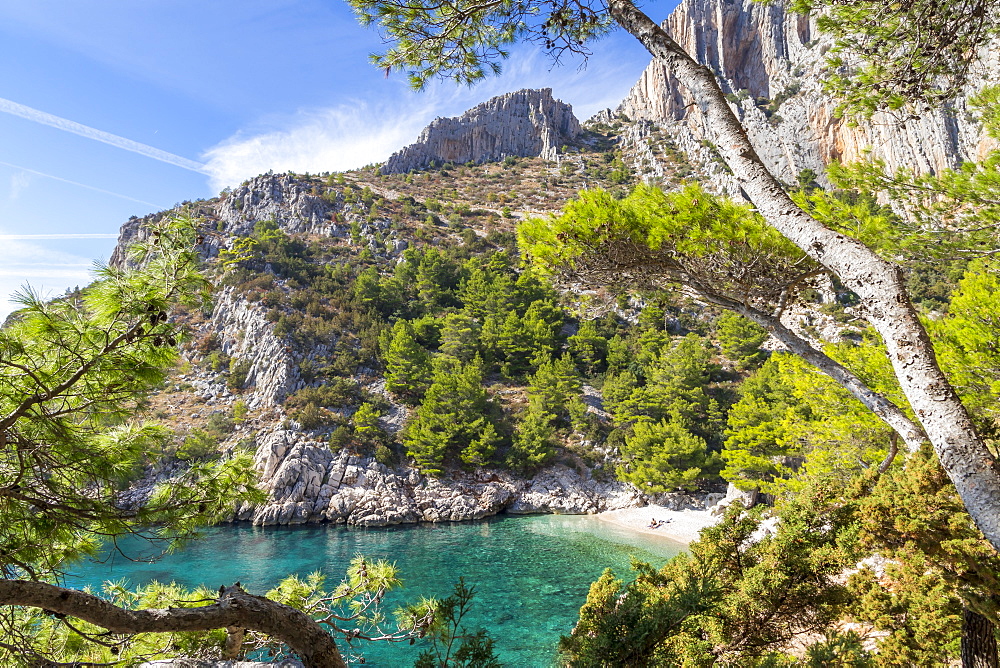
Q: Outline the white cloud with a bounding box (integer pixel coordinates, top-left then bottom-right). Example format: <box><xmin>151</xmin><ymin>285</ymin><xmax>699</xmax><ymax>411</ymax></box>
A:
<box><xmin>201</xmin><ymin>47</ymin><xmax>648</xmax><ymax>191</ymax></box>
<box><xmin>202</xmin><ymin>99</ymin><xmax>440</xmax><ymax>191</ymax></box>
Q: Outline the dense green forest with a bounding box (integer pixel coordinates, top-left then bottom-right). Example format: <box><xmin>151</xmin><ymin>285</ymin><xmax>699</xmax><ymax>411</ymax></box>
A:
<box><xmin>8</xmin><ymin>156</ymin><xmax>999</xmax><ymax>663</ymax></box>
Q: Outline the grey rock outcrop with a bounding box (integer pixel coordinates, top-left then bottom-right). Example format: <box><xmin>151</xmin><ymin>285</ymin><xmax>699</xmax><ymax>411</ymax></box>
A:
<box><xmin>609</xmin><ymin>0</ymin><xmax>997</xmax><ymax>195</ymax></box>
<box><xmin>216</xmin><ymin>174</ymin><xmax>340</xmax><ymax>238</ymax></box>
<box><xmin>383</xmin><ymin>88</ymin><xmax>582</xmax><ymax>174</ymax></box>
<box><xmin>209</xmin><ymin>287</ymin><xmax>296</xmax><ymax>409</ymax></box>
<box><xmin>236</xmin><ymin>429</ymin><xmax>709</xmax><ymax>527</ymax></box>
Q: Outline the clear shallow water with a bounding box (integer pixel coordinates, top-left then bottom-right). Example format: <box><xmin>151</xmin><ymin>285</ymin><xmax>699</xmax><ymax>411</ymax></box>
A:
<box><xmin>67</xmin><ymin>514</ymin><xmax>684</xmax><ymax>667</ymax></box>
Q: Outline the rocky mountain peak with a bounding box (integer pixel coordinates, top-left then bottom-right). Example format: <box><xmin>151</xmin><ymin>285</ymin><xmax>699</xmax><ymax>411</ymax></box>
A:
<box><xmin>611</xmin><ymin>0</ymin><xmax>997</xmax><ymax>194</ymax></box>
<box><xmin>382</xmin><ymin>88</ymin><xmax>581</xmax><ymax>174</ymax></box>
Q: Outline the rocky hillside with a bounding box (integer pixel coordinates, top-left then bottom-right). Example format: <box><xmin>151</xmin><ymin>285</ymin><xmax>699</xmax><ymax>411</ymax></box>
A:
<box><xmin>118</xmin><ymin>128</ymin><xmax>720</xmax><ymax>526</ymax></box>
<box><xmin>111</xmin><ymin>0</ymin><xmax>995</xmax><ymax>529</ymax></box>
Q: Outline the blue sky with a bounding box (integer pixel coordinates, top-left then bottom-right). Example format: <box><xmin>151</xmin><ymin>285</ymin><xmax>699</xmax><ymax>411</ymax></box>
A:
<box><xmin>0</xmin><ymin>0</ymin><xmax>675</xmax><ymax>318</ymax></box>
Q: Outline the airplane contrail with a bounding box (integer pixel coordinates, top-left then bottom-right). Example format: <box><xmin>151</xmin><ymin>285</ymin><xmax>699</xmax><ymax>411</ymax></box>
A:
<box><xmin>0</xmin><ymin>234</ymin><xmax>118</xmax><ymax>240</ymax></box>
<box><xmin>0</xmin><ymin>97</ymin><xmax>210</xmax><ymax>175</ymax></box>
<box><xmin>0</xmin><ymin>159</ymin><xmax>165</xmax><ymax>209</ymax></box>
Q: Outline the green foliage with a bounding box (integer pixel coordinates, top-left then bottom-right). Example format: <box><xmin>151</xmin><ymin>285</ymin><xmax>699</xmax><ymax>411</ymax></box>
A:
<box><xmin>520</xmin><ymin>184</ymin><xmax>818</xmax><ymax>315</ymax></box>
<box><xmin>16</xmin><ymin>555</ymin><xmax>471</xmax><ymax>665</ymax></box>
<box><xmin>843</xmin><ymin>449</ymin><xmax>999</xmax><ymax>661</ymax></box>
<box><xmin>0</xmin><ymin>216</ymin><xmax>262</xmax><ymax>580</ymax></box>
<box><xmin>227</xmin><ymin>357</ymin><xmax>251</xmax><ymax>390</ymax></box>
<box><xmin>438</xmin><ymin>312</ymin><xmax>481</xmax><ymax>362</ymax></box>
<box><xmin>232</xmin><ymin>399</ymin><xmax>250</xmax><ymax>422</ymax></box>
<box><xmin>508</xmin><ymin>406</ymin><xmax>556</xmax><ymax>473</ymax></box>
<box><xmin>567</xmin><ymin>319</ymin><xmax>607</xmax><ymax>374</ymax></box>
<box><xmin>821</xmin><ymin>90</ymin><xmax>1000</xmax><ymax>265</ymax></box>
<box><xmin>721</xmin><ymin>351</ymin><xmax>897</xmax><ymax>494</ymax></box>
<box><xmin>526</xmin><ymin>354</ymin><xmax>586</xmax><ymax>429</ymax></box>
<box><xmin>329</xmin><ymin>424</ymin><xmax>354</xmax><ymax>451</ymax></box>
<box><xmin>412</xmin><ymin>579</ymin><xmax>501</xmax><ymax>668</ymax></box>
<box><xmin>523</xmin><ymin>183</ymin><xmax>802</xmax><ymax>268</ymax></box>
<box><xmin>565</xmin><ymin>446</ymin><xmax>1000</xmax><ymax>665</ymax></box>
<box><xmin>617</xmin><ymin>419</ymin><xmax>711</xmax><ymax>492</ymax></box>
<box><xmin>721</xmin><ymin>356</ymin><xmax>804</xmax><ymax>492</ymax></box>
<box><xmin>931</xmin><ymin>259</ymin><xmax>1000</xmax><ymax>437</ymax></box>
<box><xmin>285</xmin><ymin>379</ymin><xmax>364</xmax><ymax>430</ymax></box>
<box><xmin>611</xmin><ymin>333</ymin><xmax>724</xmax><ymax>441</ymax></box>
<box><xmin>715</xmin><ymin>311</ymin><xmax>768</xmax><ymax>369</ymax></box>
<box><xmin>605</xmin><ymin>334</ymin><xmax>630</xmax><ymax>372</ymax></box>
<box><xmin>560</xmin><ymin>497</ymin><xmax>859</xmax><ymax>665</ymax></box>
<box><xmin>177</xmin><ymin>427</ymin><xmax>223</xmax><ymax>461</ymax></box>
<box><xmin>383</xmin><ymin>320</ymin><xmax>433</xmax><ymax>402</ymax></box>
<box><xmin>218</xmin><ymin>235</ymin><xmax>260</xmax><ymax>271</ymax></box>
<box><xmin>789</xmin><ymin>0</ymin><xmax>997</xmax><ymax>115</ymax></box>
<box><xmin>404</xmin><ymin>357</ymin><xmax>495</xmax><ymax>474</ymax></box>
<box><xmin>353</xmin><ymin>402</ymin><xmax>385</xmax><ymax>441</ymax></box>
<box><xmin>17</xmin><ymin>580</ymin><xmax>230</xmax><ymax>663</ymax></box>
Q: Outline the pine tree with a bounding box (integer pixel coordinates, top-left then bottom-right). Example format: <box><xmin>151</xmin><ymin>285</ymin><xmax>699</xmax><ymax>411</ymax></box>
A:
<box><xmin>382</xmin><ymin>320</ymin><xmax>432</xmax><ymax>402</ymax></box>
<box><xmin>497</xmin><ymin>310</ymin><xmax>534</xmax><ymax>378</ymax></box>
<box><xmin>605</xmin><ymin>334</ymin><xmax>630</xmax><ymax>372</ymax></box>
<box><xmin>458</xmin><ymin>254</ymin><xmax>515</xmax><ymax>320</ymax></box>
<box><xmin>715</xmin><ymin>311</ymin><xmax>768</xmax><ymax>370</ymax></box>
<box><xmin>438</xmin><ymin>312</ymin><xmax>481</xmax><ymax>362</ymax></box>
<box><xmin>404</xmin><ymin>357</ymin><xmax>492</xmax><ymax>474</ymax></box>
<box><xmin>568</xmin><ymin>319</ymin><xmax>608</xmax><ymax>375</ymax></box>
<box><xmin>414</xmin><ymin>249</ymin><xmax>460</xmax><ymax>312</ymax></box>
<box><xmin>527</xmin><ymin>353</ymin><xmax>586</xmax><ymax>428</ymax></box>
<box><xmin>461</xmin><ymin>422</ymin><xmax>501</xmax><ymax>466</ymax></box>
<box><xmin>932</xmin><ymin>259</ymin><xmax>1000</xmax><ymax>427</ymax></box>
<box><xmin>721</xmin><ymin>356</ymin><xmax>810</xmax><ymax>493</ymax></box>
<box><xmin>618</xmin><ymin>419</ymin><xmax>710</xmax><ymax>492</ymax></box>
<box><xmin>508</xmin><ymin>407</ymin><xmax>556</xmax><ymax>473</ymax></box>
<box><xmin>521</xmin><ymin>299</ymin><xmax>563</xmax><ymax>363</ymax></box>
<box><xmin>612</xmin><ymin>334</ymin><xmax>723</xmax><ymax>443</ymax></box>
<box><xmin>353</xmin><ymin>402</ymin><xmax>383</xmax><ymax>442</ymax></box>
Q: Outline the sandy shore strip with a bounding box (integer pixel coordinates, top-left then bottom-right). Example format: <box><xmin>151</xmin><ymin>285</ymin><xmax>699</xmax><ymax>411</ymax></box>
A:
<box><xmin>596</xmin><ymin>505</ymin><xmax>720</xmax><ymax>544</ymax></box>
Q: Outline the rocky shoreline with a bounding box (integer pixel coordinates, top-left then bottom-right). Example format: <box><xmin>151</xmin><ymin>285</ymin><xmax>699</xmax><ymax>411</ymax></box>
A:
<box><xmin>230</xmin><ymin>429</ymin><xmax>723</xmax><ymax>527</ymax></box>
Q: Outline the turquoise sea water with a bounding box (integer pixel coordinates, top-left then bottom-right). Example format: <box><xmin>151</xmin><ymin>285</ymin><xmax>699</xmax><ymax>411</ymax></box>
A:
<box><xmin>67</xmin><ymin>514</ymin><xmax>684</xmax><ymax>667</ymax></box>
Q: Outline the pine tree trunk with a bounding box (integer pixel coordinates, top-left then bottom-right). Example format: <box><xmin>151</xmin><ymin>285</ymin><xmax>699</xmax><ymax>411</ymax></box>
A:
<box><xmin>963</xmin><ymin>607</ymin><xmax>999</xmax><ymax>668</ymax></box>
<box><xmin>606</xmin><ymin>0</ymin><xmax>1000</xmax><ymax>553</ymax></box>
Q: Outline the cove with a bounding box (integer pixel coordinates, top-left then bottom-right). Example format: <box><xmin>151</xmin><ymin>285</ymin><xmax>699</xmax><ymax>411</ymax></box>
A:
<box><xmin>68</xmin><ymin>513</ymin><xmax>684</xmax><ymax>667</ymax></box>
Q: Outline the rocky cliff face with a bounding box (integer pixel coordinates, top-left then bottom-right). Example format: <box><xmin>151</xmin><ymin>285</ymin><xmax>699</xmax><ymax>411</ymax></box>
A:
<box><xmin>237</xmin><ymin>429</ymin><xmax>715</xmax><ymax>526</ymax></box>
<box><xmin>383</xmin><ymin>88</ymin><xmax>582</xmax><ymax>174</ymax></box>
<box><xmin>609</xmin><ymin>0</ymin><xmax>997</xmax><ymax>193</ymax></box>
<box><xmin>216</xmin><ymin>174</ymin><xmax>340</xmax><ymax>238</ymax></box>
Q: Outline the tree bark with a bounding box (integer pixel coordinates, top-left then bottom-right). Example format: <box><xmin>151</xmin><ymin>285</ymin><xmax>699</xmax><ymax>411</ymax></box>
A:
<box><xmin>606</xmin><ymin>0</ymin><xmax>1000</xmax><ymax>552</ymax></box>
<box><xmin>963</xmin><ymin>606</ymin><xmax>999</xmax><ymax>668</ymax></box>
<box><xmin>0</xmin><ymin>579</ymin><xmax>346</xmax><ymax>668</ymax></box>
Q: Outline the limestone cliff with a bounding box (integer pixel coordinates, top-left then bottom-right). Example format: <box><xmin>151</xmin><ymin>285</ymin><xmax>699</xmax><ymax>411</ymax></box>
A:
<box><xmin>608</xmin><ymin>0</ymin><xmax>997</xmax><ymax>193</ymax></box>
<box><xmin>237</xmin><ymin>429</ymin><xmax>716</xmax><ymax>527</ymax></box>
<box><xmin>383</xmin><ymin>88</ymin><xmax>581</xmax><ymax>174</ymax></box>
